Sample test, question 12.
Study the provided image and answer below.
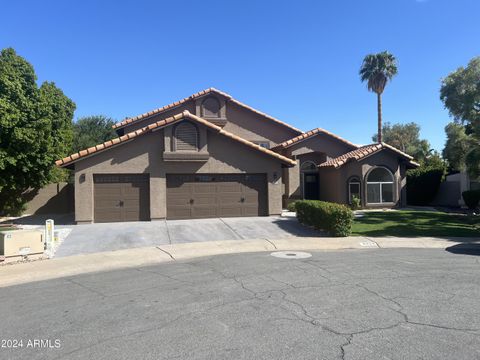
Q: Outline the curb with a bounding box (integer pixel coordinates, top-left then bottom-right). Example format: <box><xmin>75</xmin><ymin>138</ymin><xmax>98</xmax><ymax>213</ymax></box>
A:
<box><xmin>0</xmin><ymin>237</ymin><xmax>477</xmax><ymax>288</ymax></box>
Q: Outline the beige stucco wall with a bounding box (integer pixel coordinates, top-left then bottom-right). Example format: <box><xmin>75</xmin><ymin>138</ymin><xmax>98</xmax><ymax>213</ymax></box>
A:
<box><xmin>223</xmin><ymin>102</ymin><xmax>300</xmax><ymax>146</ymax></box>
<box><xmin>74</xmin><ymin>125</ymin><xmax>284</xmax><ymax>223</ymax></box>
<box><xmin>287</xmin><ymin>133</ymin><xmax>356</xmax><ymax>158</ymax></box>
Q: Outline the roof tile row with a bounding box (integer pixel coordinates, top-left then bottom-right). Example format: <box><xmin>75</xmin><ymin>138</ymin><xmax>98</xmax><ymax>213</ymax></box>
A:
<box><xmin>318</xmin><ymin>143</ymin><xmax>419</xmax><ymax>169</ymax></box>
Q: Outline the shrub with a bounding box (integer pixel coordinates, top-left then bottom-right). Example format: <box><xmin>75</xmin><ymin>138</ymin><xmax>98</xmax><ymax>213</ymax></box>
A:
<box><xmin>295</xmin><ymin>200</ymin><xmax>354</xmax><ymax>237</ymax></box>
<box><xmin>350</xmin><ymin>195</ymin><xmax>361</xmax><ymax>210</ymax></box>
<box><xmin>406</xmin><ymin>165</ymin><xmax>445</xmax><ymax>205</ymax></box>
<box><xmin>287</xmin><ymin>201</ymin><xmax>298</xmax><ymax>212</ymax></box>
<box><xmin>462</xmin><ymin>190</ymin><xmax>480</xmax><ymax>210</ymax></box>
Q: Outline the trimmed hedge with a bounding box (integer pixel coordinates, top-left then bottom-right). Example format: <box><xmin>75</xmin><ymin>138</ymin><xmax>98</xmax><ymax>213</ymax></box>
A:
<box><xmin>287</xmin><ymin>201</ymin><xmax>298</xmax><ymax>212</ymax></box>
<box><xmin>406</xmin><ymin>166</ymin><xmax>444</xmax><ymax>205</ymax></box>
<box><xmin>462</xmin><ymin>190</ymin><xmax>480</xmax><ymax>210</ymax></box>
<box><xmin>295</xmin><ymin>200</ymin><xmax>354</xmax><ymax>237</ymax></box>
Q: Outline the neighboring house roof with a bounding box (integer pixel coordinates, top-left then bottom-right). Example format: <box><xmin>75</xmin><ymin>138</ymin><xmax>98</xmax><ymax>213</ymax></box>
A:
<box><xmin>318</xmin><ymin>143</ymin><xmax>420</xmax><ymax>169</ymax></box>
<box><xmin>56</xmin><ymin>111</ymin><xmax>296</xmax><ymax>167</ymax></box>
<box><xmin>112</xmin><ymin>87</ymin><xmax>303</xmax><ymax>133</ymax></box>
<box><xmin>272</xmin><ymin>127</ymin><xmax>359</xmax><ymax>150</ymax></box>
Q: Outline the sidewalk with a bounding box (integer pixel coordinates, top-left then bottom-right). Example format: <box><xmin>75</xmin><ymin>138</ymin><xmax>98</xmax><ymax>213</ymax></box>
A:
<box><xmin>0</xmin><ymin>236</ymin><xmax>478</xmax><ymax>288</ymax></box>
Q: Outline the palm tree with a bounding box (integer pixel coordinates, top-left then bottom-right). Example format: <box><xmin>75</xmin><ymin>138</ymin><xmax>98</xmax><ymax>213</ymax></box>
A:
<box><xmin>359</xmin><ymin>51</ymin><xmax>398</xmax><ymax>143</ymax></box>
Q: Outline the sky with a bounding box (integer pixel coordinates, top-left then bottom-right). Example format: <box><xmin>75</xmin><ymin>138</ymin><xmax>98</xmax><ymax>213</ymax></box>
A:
<box><xmin>1</xmin><ymin>0</ymin><xmax>479</xmax><ymax>151</ymax></box>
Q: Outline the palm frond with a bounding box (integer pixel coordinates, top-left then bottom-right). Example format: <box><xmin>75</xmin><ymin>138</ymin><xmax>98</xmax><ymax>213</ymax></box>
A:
<box><xmin>359</xmin><ymin>51</ymin><xmax>398</xmax><ymax>94</ymax></box>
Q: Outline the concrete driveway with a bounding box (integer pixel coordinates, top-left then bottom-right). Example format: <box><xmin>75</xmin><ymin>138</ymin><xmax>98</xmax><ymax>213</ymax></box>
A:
<box><xmin>1</xmin><ymin>248</ymin><xmax>479</xmax><ymax>359</ymax></box>
<box><xmin>55</xmin><ymin>216</ymin><xmax>320</xmax><ymax>257</ymax></box>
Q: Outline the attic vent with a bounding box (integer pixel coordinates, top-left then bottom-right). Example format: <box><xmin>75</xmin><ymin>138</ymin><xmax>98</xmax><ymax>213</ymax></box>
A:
<box><xmin>175</xmin><ymin>122</ymin><xmax>198</xmax><ymax>151</ymax></box>
<box><xmin>202</xmin><ymin>96</ymin><xmax>220</xmax><ymax>118</ymax></box>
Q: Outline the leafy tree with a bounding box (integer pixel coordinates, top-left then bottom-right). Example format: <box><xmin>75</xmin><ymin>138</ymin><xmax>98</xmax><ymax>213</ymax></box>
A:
<box><xmin>440</xmin><ymin>57</ymin><xmax>480</xmax><ymax>126</ymax></box>
<box><xmin>442</xmin><ymin>122</ymin><xmax>471</xmax><ymax>172</ymax></box>
<box><xmin>372</xmin><ymin>122</ymin><xmax>431</xmax><ymax>162</ymax></box>
<box><xmin>0</xmin><ymin>48</ymin><xmax>75</xmax><ymax>215</ymax></box>
<box><xmin>360</xmin><ymin>51</ymin><xmax>398</xmax><ymax>143</ymax></box>
<box><xmin>440</xmin><ymin>57</ymin><xmax>480</xmax><ymax>177</ymax></box>
<box><xmin>72</xmin><ymin>115</ymin><xmax>117</xmax><ymax>153</ymax></box>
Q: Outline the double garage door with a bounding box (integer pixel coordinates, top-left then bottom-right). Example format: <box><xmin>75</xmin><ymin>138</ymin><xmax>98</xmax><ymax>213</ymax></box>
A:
<box><xmin>166</xmin><ymin>174</ymin><xmax>268</xmax><ymax>220</ymax></box>
<box><xmin>93</xmin><ymin>173</ymin><xmax>267</xmax><ymax>222</ymax></box>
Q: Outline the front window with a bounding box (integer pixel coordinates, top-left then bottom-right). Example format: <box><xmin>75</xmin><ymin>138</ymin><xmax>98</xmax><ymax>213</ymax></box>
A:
<box><xmin>366</xmin><ymin>167</ymin><xmax>394</xmax><ymax>204</ymax></box>
<box><xmin>348</xmin><ymin>177</ymin><xmax>361</xmax><ymax>204</ymax></box>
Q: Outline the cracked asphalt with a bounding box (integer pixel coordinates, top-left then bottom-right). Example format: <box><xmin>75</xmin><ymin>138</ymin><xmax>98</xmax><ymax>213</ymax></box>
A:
<box><xmin>1</xmin><ymin>248</ymin><xmax>479</xmax><ymax>359</ymax></box>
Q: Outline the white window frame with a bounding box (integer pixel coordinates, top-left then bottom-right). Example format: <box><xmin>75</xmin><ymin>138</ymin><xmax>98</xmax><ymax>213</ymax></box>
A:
<box><xmin>366</xmin><ymin>167</ymin><xmax>395</xmax><ymax>205</ymax></box>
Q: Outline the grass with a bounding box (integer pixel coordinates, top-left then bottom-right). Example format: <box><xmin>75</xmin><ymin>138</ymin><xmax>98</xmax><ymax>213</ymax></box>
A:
<box><xmin>351</xmin><ymin>210</ymin><xmax>480</xmax><ymax>237</ymax></box>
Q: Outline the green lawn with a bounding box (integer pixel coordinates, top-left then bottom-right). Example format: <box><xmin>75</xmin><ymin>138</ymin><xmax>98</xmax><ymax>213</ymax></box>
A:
<box><xmin>351</xmin><ymin>210</ymin><xmax>480</xmax><ymax>237</ymax></box>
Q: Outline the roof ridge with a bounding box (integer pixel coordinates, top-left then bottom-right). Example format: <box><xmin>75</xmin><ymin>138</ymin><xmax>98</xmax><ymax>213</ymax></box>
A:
<box><xmin>112</xmin><ymin>87</ymin><xmax>302</xmax><ymax>133</ymax></box>
<box><xmin>57</xmin><ymin>111</ymin><xmax>296</xmax><ymax>167</ymax></box>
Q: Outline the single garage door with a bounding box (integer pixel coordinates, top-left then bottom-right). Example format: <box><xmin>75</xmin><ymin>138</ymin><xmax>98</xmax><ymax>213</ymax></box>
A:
<box><xmin>166</xmin><ymin>174</ymin><xmax>267</xmax><ymax>219</ymax></box>
<box><xmin>94</xmin><ymin>174</ymin><xmax>150</xmax><ymax>223</ymax></box>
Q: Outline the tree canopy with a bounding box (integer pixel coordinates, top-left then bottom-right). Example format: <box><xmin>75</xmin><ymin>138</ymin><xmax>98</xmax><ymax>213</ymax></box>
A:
<box><xmin>372</xmin><ymin>122</ymin><xmax>431</xmax><ymax>163</ymax></box>
<box><xmin>440</xmin><ymin>57</ymin><xmax>480</xmax><ymax>126</ymax></box>
<box><xmin>72</xmin><ymin>115</ymin><xmax>117</xmax><ymax>153</ymax></box>
<box><xmin>0</xmin><ymin>48</ymin><xmax>75</xmax><ymax>215</ymax></box>
<box><xmin>440</xmin><ymin>57</ymin><xmax>480</xmax><ymax>177</ymax></box>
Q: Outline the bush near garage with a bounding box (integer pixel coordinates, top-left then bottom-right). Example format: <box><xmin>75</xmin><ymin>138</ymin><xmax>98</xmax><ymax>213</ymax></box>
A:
<box><xmin>462</xmin><ymin>190</ymin><xmax>480</xmax><ymax>210</ymax></box>
<box><xmin>287</xmin><ymin>201</ymin><xmax>298</xmax><ymax>212</ymax></box>
<box><xmin>295</xmin><ymin>200</ymin><xmax>354</xmax><ymax>237</ymax></box>
<box><xmin>406</xmin><ymin>166</ymin><xmax>445</xmax><ymax>205</ymax></box>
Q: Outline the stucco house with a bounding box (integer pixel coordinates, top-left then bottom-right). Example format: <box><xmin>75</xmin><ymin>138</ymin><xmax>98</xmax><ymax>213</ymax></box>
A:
<box><xmin>56</xmin><ymin>88</ymin><xmax>419</xmax><ymax>224</ymax></box>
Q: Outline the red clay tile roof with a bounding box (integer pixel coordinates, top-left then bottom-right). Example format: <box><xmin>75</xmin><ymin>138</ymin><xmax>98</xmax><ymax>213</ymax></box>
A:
<box><xmin>272</xmin><ymin>127</ymin><xmax>359</xmax><ymax>150</ymax></box>
<box><xmin>112</xmin><ymin>87</ymin><xmax>303</xmax><ymax>133</ymax></box>
<box><xmin>56</xmin><ymin>111</ymin><xmax>296</xmax><ymax>167</ymax></box>
<box><xmin>318</xmin><ymin>143</ymin><xmax>420</xmax><ymax>169</ymax></box>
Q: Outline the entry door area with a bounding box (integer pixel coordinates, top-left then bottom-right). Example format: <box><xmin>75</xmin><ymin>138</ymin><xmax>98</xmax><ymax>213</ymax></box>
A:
<box><xmin>303</xmin><ymin>173</ymin><xmax>319</xmax><ymax>200</ymax></box>
<box><xmin>93</xmin><ymin>174</ymin><xmax>150</xmax><ymax>223</ymax></box>
<box><xmin>166</xmin><ymin>174</ymin><xmax>268</xmax><ymax>219</ymax></box>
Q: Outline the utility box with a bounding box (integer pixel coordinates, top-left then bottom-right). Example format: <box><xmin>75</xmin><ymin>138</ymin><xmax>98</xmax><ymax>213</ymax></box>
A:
<box><xmin>0</xmin><ymin>230</ymin><xmax>44</xmax><ymax>263</ymax></box>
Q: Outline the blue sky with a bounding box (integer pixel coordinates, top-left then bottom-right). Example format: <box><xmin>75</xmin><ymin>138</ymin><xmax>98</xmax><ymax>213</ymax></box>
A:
<box><xmin>1</xmin><ymin>0</ymin><xmax>479</xmax><ymax>150</ymax></box>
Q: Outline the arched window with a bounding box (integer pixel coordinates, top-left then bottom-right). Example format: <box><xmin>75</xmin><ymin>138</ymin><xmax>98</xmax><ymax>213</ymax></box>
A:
<box><xmin>301</xmin><ymin>161</ymin><xmax>317</xmax><ymax>172</ymax></box>
<box><xmin>366</xmin><ymin>167</ymin><xmax>394</xmax><ymax>204</ymax></box>
<box><xmin>202</xmin><ymin>97</ymin><xmax>221</xmax><ymax>118</ymax></box>
<box><xmin>174</xmin><ymin>122</ymin><xmax>198</xmax><ymax>151</ymax></box>
<box><xmin>348</xmin><ymin>176</ymin><xmax>361</xmax><ymax>204</ymax></box>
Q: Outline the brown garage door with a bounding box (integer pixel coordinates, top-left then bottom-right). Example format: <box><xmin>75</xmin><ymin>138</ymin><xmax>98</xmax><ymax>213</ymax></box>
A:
<box><xmin>166</xmin><ymin>174</ymin><xmax>267</xmax><ymax>219</ymax></box>
<box><xmin>94</xmin><ymin>174</ymin><xmax>150</xmax><ymax>223</ymax></box>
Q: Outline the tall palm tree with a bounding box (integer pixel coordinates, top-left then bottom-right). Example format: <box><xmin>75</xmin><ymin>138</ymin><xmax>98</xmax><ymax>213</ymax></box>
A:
<box><xmin>359</xmin><ymin>51</ymin><xmax>398</xmax><ymax>143</ymax></box>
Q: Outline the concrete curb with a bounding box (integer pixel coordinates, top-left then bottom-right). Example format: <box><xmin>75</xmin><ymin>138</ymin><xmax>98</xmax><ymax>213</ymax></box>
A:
<box><xmin>0</xmin><ymin>236</ymin><xmax>478</xmax><ymax>288</ymax></box>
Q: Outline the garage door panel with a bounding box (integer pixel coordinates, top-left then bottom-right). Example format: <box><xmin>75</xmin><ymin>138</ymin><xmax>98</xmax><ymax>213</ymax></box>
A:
<box><xmin>192</xmin><ymin>184</ymin><xmax>217</xmax><ymax>194</ymax></box>
<box><xmin>168</xmin><ymin>207</ymin><xmax>191</xmax><ymax>219</ymax></box>
<box><xmin>217</xmin><ymin>206</ymin><xmax>243</xmax><ymax>217</ymax></box>
<box><xmin>167</xmin><ymin>195</ymin><xmax>190</xmax><ymax>206</ymax></box>
<box><xmin>166</xmin><ymin>174</ymin><xmax>267</xmax><ymax>219</ymax></box>
<box><xmin>216</xmin><ymin>183</ymin><xmax>243</xmax><ymax>193</ymax></box>
<box><xmin>192</xmin><ymin>206</ymin><xmax>217</xmax><ymax>218</ymax></box>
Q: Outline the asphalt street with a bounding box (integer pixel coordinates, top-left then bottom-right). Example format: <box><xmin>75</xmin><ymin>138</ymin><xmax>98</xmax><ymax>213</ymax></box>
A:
<box><xmin>1</xmin><ymin>248</ymin><xmax>479</xmax><ymax>359</ymax></box>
